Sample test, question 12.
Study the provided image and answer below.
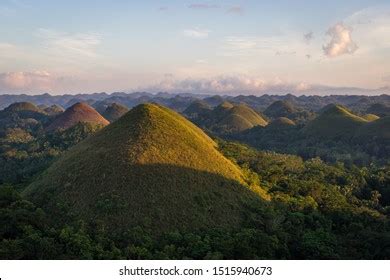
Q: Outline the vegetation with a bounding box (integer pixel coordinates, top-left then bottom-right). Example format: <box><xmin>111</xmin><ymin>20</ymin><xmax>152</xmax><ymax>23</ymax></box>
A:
<box><xmin>102</xmin><ymin>103</ymin><xmax>129</xmax><ymax>122</ymax></box>
<box><xmin>1</xmin><ymin>100</ymin><xmax>390</xmax><ymax>260</ymax></box>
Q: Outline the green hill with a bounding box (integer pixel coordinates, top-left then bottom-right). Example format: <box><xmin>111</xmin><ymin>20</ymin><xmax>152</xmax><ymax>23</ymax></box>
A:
<box><xmin>366</xmin><ymin>103</ymin><xmax>390</xmax><ymax>117</ymax></box>
<box><xmin>25</xmin><ymin>103</ymin><xmax>266</xmax><ymax>233</ymax></box>
<box><xmin>183</xmin><ymin>100</ymin><xmax>212</xmax><ymax>118</ymax></box>
<box><xmin>211</xmin><ymin>103</ymin><xmax>268</xmax><ymax>133</ymax></box>
<box><xmin>264</xmin><ymin>100</ymin><xmax>297</xmax><ymax>118</ymax></box>
<box><xmin>362</xmin><ymin>114</ymin><xmax>380</xmax><ymax>122</ymax></box>
<box><xmin>44</xmin><ymin>104</ymin><xmax>64</xmax><ymax>116</ymax></box>
<box><xmin>46</xmin><ymin>102</ymin><xmax>109</xmax><ymax>131</ymax></box>
<box><xmin>4</xmin><ymin>102</ymin><xmax>43</xmax><ymax>113</ymax></box>
<box><xmin>102</xmin><ymin>103</ymin><xmax>129</xmax><ymax>122</ymax></box>
<box><xmin>354</xmin><ymin>116</ymin><xmax>390</xmax><ymax>143</ymax></box>
<box><xmin>303</xmin><ymin>104</ymin><xmax>367</xmax><ymax>140</ymax></box>
<box><xmin>267</xmin><ymin>117</ymin><xmax>296</xmax><ymax>129</ymax></box>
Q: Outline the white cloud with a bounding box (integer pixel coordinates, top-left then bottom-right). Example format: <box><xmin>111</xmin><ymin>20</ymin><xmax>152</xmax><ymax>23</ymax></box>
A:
<box><xmin>323</xmin><ymin>23</ymin><xmax>358</xmax><ymax>58</ymax></box>
<box><xmin>183</xmin><ymin>28</ymin><xmax>210</xmax><ymax>39</ymax></box>
<box><xmin>36</xmin><ymin>28</ymin><xmax>101</xmax><ymax>58</ymax></box>
<box><xmin>143</xmin><ymin>75</ymin><xmax>312</xmax><ymax>95</ymax></box>
<box><xmin>0</xmin><ymin>71</ymin><xmax>54</xmax><ymax>92</ymax></box>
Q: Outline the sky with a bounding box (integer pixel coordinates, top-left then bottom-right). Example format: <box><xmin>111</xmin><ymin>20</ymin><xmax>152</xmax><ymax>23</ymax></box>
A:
<box><xmin>0</xmin><ymin>0</ymin><xmax>390</xmax><ymax>95</ymax></box>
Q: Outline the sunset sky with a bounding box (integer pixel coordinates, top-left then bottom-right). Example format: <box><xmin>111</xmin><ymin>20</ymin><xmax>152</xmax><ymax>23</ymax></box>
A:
<box><xmin>1</xmin><ymin>0</ymin><xmax>390</xmax><ymax>95</ymax></box>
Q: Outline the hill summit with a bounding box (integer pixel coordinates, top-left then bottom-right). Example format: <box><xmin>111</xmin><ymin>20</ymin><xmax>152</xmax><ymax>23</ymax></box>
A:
<box><xmin>303</xmin><ymin>104</ymin><xmax>367</xmax><ymax>140</ymax></box>
<box><xmin>102</xmin><ymin>103</ymin><xmax>129</xmax><ymax>122</ymax></box>
<box><xmin>25</xmin><ymin>103</ymin><xmax>265</xmax><ymax>233</ymax></box>
<box><xmin>46</xmin><ymin>102</ymin><xmax>109</xmax><ymax>131</ymax></box>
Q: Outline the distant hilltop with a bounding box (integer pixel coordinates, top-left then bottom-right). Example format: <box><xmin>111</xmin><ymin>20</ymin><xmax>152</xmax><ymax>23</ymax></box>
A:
<box><xmin>0</xmin><ymin>92</ymin><xmax>389</xmax><ymax>115</ymax></box>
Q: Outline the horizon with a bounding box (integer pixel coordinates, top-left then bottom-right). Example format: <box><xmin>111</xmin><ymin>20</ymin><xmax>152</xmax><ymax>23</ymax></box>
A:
<box><xmin>1</xmin><ymin>0</ymin><xmax>390</xmax><ymax>95</ymax></box>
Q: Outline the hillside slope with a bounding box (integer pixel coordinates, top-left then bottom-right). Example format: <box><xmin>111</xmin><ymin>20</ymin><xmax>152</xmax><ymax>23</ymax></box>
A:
<box><xmin>46</xmin><ymin>102</ymin><xmax>109</xmax><ymax>131</ymax></box>
<box><xmin>25</xmin><ymin>103</ymin><xmax>265</xmax><ymax>233</ymax></box>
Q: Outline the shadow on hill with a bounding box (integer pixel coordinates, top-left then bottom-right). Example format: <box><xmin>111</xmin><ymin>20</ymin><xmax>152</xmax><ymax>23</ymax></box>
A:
<box><xmin>26</xmin><ymin>163</ymin><xmax>267</xmax><ymax>235</ymax></box>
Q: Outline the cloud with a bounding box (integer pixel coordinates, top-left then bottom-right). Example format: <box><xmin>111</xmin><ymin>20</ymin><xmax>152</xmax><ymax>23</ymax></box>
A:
<box><xmin>226</xmin><ymin>6</ymin><xmax>243</xmax><ymax>15</ymax></box>
<box><xmin>323</xmin><ymin>23</ymin><xmax>358</xmax><ymax>58</ymax></box>
<box><xmin>0</xmin><ymin>71</ymin><xmax>55</xmax><ymax>92</ymax></box>
<box><xmin>36</xmin><ymin>28</ymin><xmax>101</xmax><ymax>58</ymax></box>
<box><xmin>158</xmin><ymin>6</ymin><xmax>168</xmax><ymax>11</ymax></box>
<box><xmin>188</xmin><ymin>3</ymin><xmax>219</xmax><ymax>9</ymax></box>
<box><xmin>183</xmin><ymin>28</ymin><xmax>210</xmax><ymax>39</ymax></box>
<box><xmin>143</xmin><ymin>75</ymin><xmax>312</xmax><ymax>95</ymax></box>
<box><xmin>303</xmin><ymin>32</ymin><xmax>313</xmax><ymax>44</ymax></box>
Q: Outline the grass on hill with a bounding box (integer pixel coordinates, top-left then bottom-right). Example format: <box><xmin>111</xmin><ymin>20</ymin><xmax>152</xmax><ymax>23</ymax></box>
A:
<box><xmin>303</xmin><ymin>104</ymin><xmax>368</xmax><ymax>140</ymax></box>
<box><xmin>25</xmin><ymin>103</ymin><xmax>267</xmax><ymax>234</ymax></box>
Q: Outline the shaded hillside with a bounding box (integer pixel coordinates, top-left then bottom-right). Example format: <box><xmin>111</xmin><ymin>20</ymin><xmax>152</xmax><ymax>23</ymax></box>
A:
<box><xmin>366</xmin><ymin>103</ymin><xmax>390</xmax><ymax>117</ymax></box>
<box><xmin>354</xmin><ymin>117</ymin><xmax>390</xmax><ymax>144</ymax></box>
<box><xmin>186</xmin><ymin>101</ymin><xmax>268</xmax><ymax>134</ymax></box>
<box><xmin>102</xmin><ymin>103</ymin><xmax>129</xmax><ymax>122</ymax></box>
<box><xmin>44</xmin><ymin>104</ymin><xmax>64</xmax><ymax>116</ymax></box>
<box><xmin>264</xmin><ymin>100</ymin><xmax>315</xmax><ymax>124</ymax></box>
<box><xmin>362</xmin><ymin>114</ymin><xmax>380</xmax><ymax>122</ymax></box>
<box><xmin>25</xmin><ymin>104</ymin><xmax>266</xmax><ymax>233</ymax></box>
<box><xmin>303</xmin><ymin>104</ymin><xmax>367</xmax><ymax>140</ymax></box>
<box><xmin>46</xmin><ymin>102</ymin><xmax>109</xmax><ymax>131</ymax></box>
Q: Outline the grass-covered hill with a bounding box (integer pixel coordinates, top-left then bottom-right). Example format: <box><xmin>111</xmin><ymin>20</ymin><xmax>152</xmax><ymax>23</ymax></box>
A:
<box><xmin>263</xmin><ymin>100</ymin><xmax>315</xmax><ymax>124</ymax></box>
<box><xmin>186</xmin><ymin>101</ymin><xmax>268</xmax><ymax>134</ymax></box>
<box><xmin>303</xmin><ymin>104</ymin><xmax>368</xmax><ymax>140</ymax></box>
<box><xmin>354</xmin><ymin>116</ymin><xmax>390</xmax><ymax>144</ymax></box>
<box><xmin>102</xmin><ymin>103</ymin><xmax>129</xmax><ymax>122</ymax></box>
<box><xmin>362</xmin><ymin>114</ymin><xmax>380</xmax><ymax>121</ymax></box>
<box><xmin>25</xmin><ymin>103</ymin><xmax>266</xmax><ymax>233</ymax></box>
<box><xmin>43</xmin><ymin>104</ymin><xmax>64</xmax><ymax>116</ymax></box>
<box><xmin>45</xmin><ymin>102</ymin><xmax>109</xmax><ymax>131</ymax></box>
<box><xmin>182</xmin><ymin>100</ymin><xmax>212</xmax><ymax>119</ymax></box>
<box><xmin>366</xmin><ymin>103</ymin><xmax>390</xmax><ymax>117</ymax></box>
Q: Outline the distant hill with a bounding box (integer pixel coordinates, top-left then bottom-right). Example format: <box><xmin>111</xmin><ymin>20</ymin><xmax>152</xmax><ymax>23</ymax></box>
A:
<box><xmin>354</xmin><ymin>116</ymin><xmax>390</xmax><ymax>144</ymax></box>
<box><xmin>102</xmin><ymin>103</ymin><xmax>129</xmax><ymax>122</ymax></box>
<box><xmin>264</xmin><ymin>100</ymin><xmax>298</xmax><ymax>118</ymax></box>
<box><xmin>362</xmin><ymin>114</ymin><xmax>380</xmax><ymax>122</ymax></box>
<box><xmin>264</xmin><ymin>100</ymin><xmax>315</xmax><ymax>123</ymax></box>
<box><xmin>43</xmin><ymin>104</ymin><xmax>64</xmax><ymax>116</ymax></box>
<box><xmin>0</xmin><ymin>102</ymin><xmax>48</xmax><ymax>131</ymax></box>
<box><xmin>366</xmin><ymin>103</ymin><xmax>390</xmax><ymax>117</ymax></box>
<box><xmin>183</xmin><ymin>100</ymin><xmax>212</xmax><ymax>119</ymax></box>
<box><xmin>303</xmin><ymin>104</ymin><xmax>367</xmax><ymax>140</ymax></box>
<box><xmin>267</xmin><ymin>117</ymin><xmax>296</xmax><ymax>129</ymax></box>
<box><xmin>186</xmin><ymin>102</ymin><xmax>268</xmax><ymax>134</ymax></box>
<box><xmin>25</xmin><ymin>103</ymin><xmax>265</xmax><ymax>233</ymax></box>
<box><xmin>45</xmin><ymin>102</ymin><xmax>109</xmax><ymax>131</ymax></box>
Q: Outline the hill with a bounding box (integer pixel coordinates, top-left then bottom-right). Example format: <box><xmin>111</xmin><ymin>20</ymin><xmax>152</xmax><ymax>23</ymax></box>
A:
<box><xmin>46</xmin><ymin>102</ymin><xmax>109</xmax><ymax>131</ymax></box>
<box><xmin>267</xmin><ymin>117</ymin><xmax>296</xmax><ymax>129</ymax></box>
<box><xmin>44</xmin><ymin>104</ymin><xmax>64</xmax><ymax>116</ymax></box>
<box><xmin>183</xmin><ymin>100</ymin><xmax>212</xmax><ymax>119</ymax></box>
<box><xmin>303</xmin><ymin>104</ymin><xmax>367</xmax><ymax>140</ymax></box>
<box><xmin>362</xmin><ymin>114</ymin><xmax>380</xmax><ymax>122</ymax></box>
<box><xmin>354</xmin><ymin>116</ymin><xmax>390</xmax><ymax>143</ymax></box>
<box><xmin>25</xmin><ymin>103</ymin><xmax>265</xmax><ymax>233</ymax></box>
<box><xmin>264</xmin><ymin>100</ymin><xmax>315</xmax><ymax>123</ymax></box>
<box><xmin>264</xmin><ymin>100</ymin><xmax>298</xmax><ymax>118</ymax></box>
<box><xmin>102</xmin><ymin>103</ymin><xmax>129</xmax><ymax>122</ymax></box>
<box><xmin>366</xmin><ymin>103</ymin><xmax>390</xmax><ymax>117</ymax></box>
<box><xmin>210</xmin><ymin>102</ymin><xmax>268</xmax><ymax>134</ymax></box>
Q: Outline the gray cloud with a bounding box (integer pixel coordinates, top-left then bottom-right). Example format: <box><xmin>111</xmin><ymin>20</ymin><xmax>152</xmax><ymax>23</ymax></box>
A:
<box><xmin>188</xmin><ymin>3</ymin><xmax>220</xmax><ymax>9</ymax></box>
<box><xmin>304</xmin><ymin>32</ymin><xmax>313</xmax><ymax>44</ymax></box>
<box><xmin>226</xmin><ymin>6</ymin><xmax>244</xmax><ymax>15</ymax></box>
